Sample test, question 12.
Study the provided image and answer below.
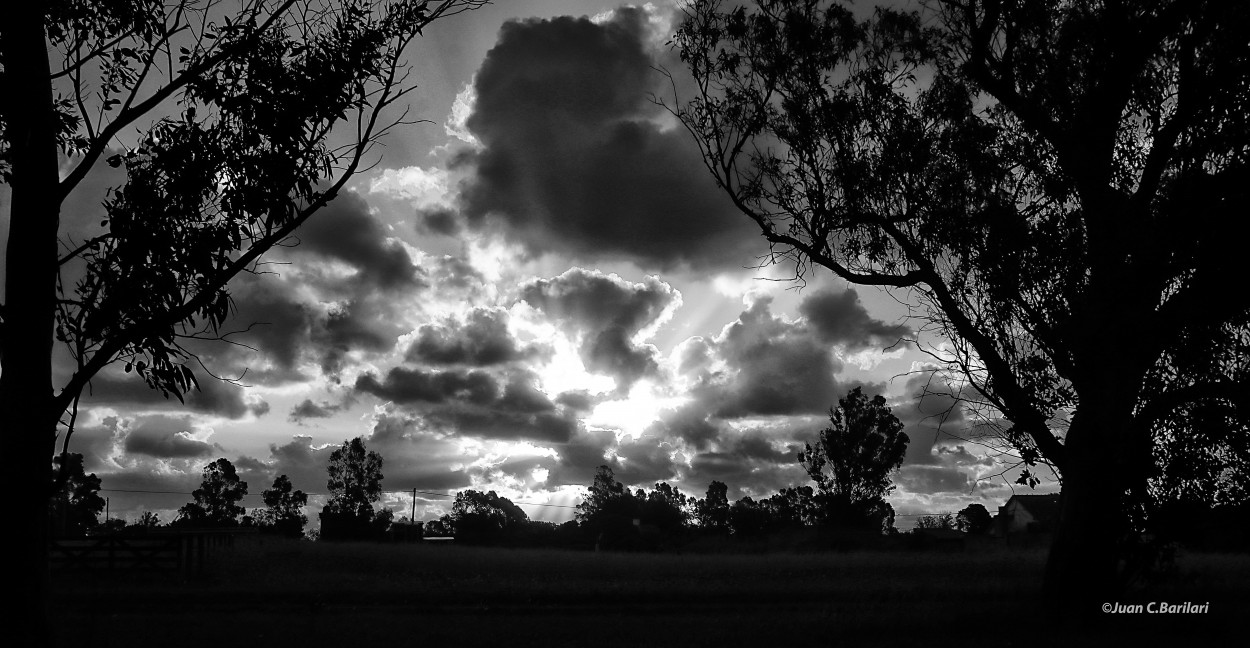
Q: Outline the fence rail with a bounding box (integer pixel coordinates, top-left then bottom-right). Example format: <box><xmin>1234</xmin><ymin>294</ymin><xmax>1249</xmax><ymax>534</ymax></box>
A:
<box><xmin>49</xmin><ymin>528</ymin><xmax>258</xmax><ymax>575</ymax></box>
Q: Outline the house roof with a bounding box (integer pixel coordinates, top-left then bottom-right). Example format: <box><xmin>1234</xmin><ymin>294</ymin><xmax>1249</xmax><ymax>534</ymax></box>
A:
<box><xmin>1007</xmin><ymin>494</ymin><xmax>1061</xmax><ymax>521</ymax></box>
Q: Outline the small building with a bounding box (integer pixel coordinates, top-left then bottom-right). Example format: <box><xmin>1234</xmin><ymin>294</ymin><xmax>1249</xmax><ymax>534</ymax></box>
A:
<box><xmin>994</xmin><ymin>494</ymin><xmax>1061</xmax><ymax>535</ymax></box>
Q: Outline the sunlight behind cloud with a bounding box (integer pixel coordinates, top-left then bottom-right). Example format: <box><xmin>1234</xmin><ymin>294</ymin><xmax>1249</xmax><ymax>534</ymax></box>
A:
<box><xmin>368</xmin><ymin>165</ymin><xmax>451</xmax><ymax>208</ymax></box>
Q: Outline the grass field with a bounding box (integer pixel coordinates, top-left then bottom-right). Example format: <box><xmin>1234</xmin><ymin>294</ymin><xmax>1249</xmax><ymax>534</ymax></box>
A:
<box><xmin>50</xmin><ymin>539</ymin><xmax>1250</xmax><ymax>647</ymax></box>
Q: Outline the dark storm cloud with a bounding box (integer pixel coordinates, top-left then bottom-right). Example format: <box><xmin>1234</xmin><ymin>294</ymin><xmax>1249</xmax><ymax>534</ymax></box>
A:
<box><xmin>295</xmin><ymin>190</ymin><xmax>423</xmax><ymax>290</ymax></box>
<box><xmin>266</xmin><ymin>435</ymin><xmax>333</xmax><ymax>494</ymax></box>
<box><xmin>456</xmin><ymin>8</ymin><xmax>760</xmax><ymax>270</ymax></box>
<box><xmin>288</xmin><ymin>399</ymin><xmax>342</xmax><ymax>422</ymax></box>
<box><xmin>315</xmin><ymin>299</ymin><xmax>407</xmax><ymax>377</ymax></box>
<box><xmin>423</xmin><ymin>406</ymin><xmax>578</xmax><ymax>444</ymax></box>
<box><xmin>798</xmin><ymin>288</ymin><xmax>912</xmax><ymax>350</ymax></box>
<box><xmin>896</xmin><ymin>464</ymin><xmax>977</xmax><ymax>495</ymax></box>
<box><xmin>611</xmin><ymin>431</ymin><xmax>678</xmax><ymax>487</ymax></box>
<box><xmin>521</xmin><ymin>268</ymin><xmax>678</xmax><ymax>391</ymax></box>
<box><xmin>696</xmin><ymin>297</ymin><xmax>845</xmax><ymax>418</ymax></box>
<box><xmin>65</xmin><ymin>416</ymin><xmax>124</xmax><ymax>471</ymax></box>
<box><xmin>406</xmin><ymin>307</ymin><xmax>545</xmax><ymax>366</ymax></box>
<box><xmin>122</xmin><ymin>415</ymin><xmax>218</xmax><ymax>459</ymax></box>
<box><xmin>893</xmin><ymin>371</ymin><xmax>975</xmax><ymax>465</ymax></box>
<box><xmin>81</xmin><ymin>370</ymin><xmax>264</xmax><ymax>420</ymax></box>
<box><xmin>364</xmin><ymin>414</ymin><xmax>473</xmax><ymax>491</ymax></box>
<box><xmin>415</xmin><ymin>206</ymin><xmax>462</xmax><ymax>236</ymax></box>
<box><xmin>226</xmin><ymin>276</ymin><xmax>313</xmax><ymax>381</ymax></box>
<box><xmin>356</xmin><ymin>368</ymin><xmax>579</xmax><ymax>443</ymax></box>
<box><xmin>643</xmin><ymin>402</ymin><xmax>723</xmax><ymax>450</ymax></box>
<box><xmin>430</xmin><ymin>255</ymin><xmax>484</xmax><ymax>291</ymax></box>
<box><xmin>546</xmin><ymin>427</ymin><xmax>616</xmax><ymax>486</ymax></box>
<box><xmin>356</xmin><ymin>366</ymin><xmax>500</xmax><ymax>405</ymax></box>
<box><xmin>554</xmin><ymin>389</ymin><xmax>598</xmax><ymax>413</ymax></box>
<box><xmin>680</xmin><ymin>423</ymin><xmax>811</xmax><ymax>498</ymax></box>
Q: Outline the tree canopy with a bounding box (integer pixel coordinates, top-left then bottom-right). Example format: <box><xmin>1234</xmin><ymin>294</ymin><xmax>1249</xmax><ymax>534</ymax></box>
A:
<box><xmin>326</xmin><ymin>437</ymin><xmax>384</xmax><ymax>518</ymax></box>
<box><xmin>4</xmin><ymin>1</ymin><xmax>484</xmax><ymax>640</ymax></box>
<box><xmin>671</xmin><ymin>0</ymin><xmax>1249</xmax><ymax>603</ymax></box>
<box><xmin>956</xmin><ymin>503</ymin><xmax>992</xmax><ymax>535</ymax></box>
<box><xmin>798</xmin><ymin>387</ymin><xmax>907</xmax><ymax>528</ymax></box>
<box><xmin>48</xmin><ymin>453</ymin><xmax>104</xmax><ymax>536</ymax></box>
<box><xmin>445</xmin><ymin>489</ymin><xmax>528</xmax><ymax>544</ymax></box>
<box><xmin>257</xmin><ymin>474</ymin><xmax>308</xmax><ymax>537</ymax></box>
<box><xmin>178</xmin><ymin>457</ymin><xmax>248</xmax><ymax>526</ymax></box>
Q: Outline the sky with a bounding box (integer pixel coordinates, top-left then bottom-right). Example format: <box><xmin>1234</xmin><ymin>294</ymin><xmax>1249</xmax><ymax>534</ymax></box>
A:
<box><xmin>38</xmin><ymin>1</ymin><xmax>1059</xmax><ymax>528</ymax></box>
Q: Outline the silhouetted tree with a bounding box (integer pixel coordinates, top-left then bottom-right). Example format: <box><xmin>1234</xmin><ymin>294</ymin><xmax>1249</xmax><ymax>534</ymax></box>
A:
<box><xmin>2</xmin><ymin>1</ymin><xmax>485</xmax><ymax>639</ymax></box>
<box><xmin>177</xmin><ymin>458</ymin><xmax>247</xmax><ymax>526</ymax></box>
<box><xmin>133</xmin><ymin>511</ymin><xmax>162</xmax><ymax>529</ymax></box>
<box><xmin>764</xmin><ymin>486</ymin><xmax>819</xmax><ymax>529</ymax></box>
<box><xmin>672</xmin><ymin>0</ymin><xmax>1249</xmax><ymax>605</ymax></box>
<box><xmin>576</xmin><ymin>465</ymin><xmax>641</xmax><ymax>547</ymax></box>
<box><xmin>445</xmin><ymin>489</ymin><xmax>528</xmax><ymax>544</ymax></box>
<box><xmin>798</xmin><ymin>388</ymin><xmax>907</xmax><ymax>531</ymax></box>
<box><xmin>324</xmin><ymin>437</ymin><xmax>385</xmax><ymax>526</ymax></box>
<box><xmin>956</xmin><ymin>504</ymin><xmax>992</xmax><ymax>535</ymax></box>
<box><xmin>641</xmin><ymin>482</ymin><xmax>691</xmax><ymax>532</ymax></box>
<box><xmin>256</xmin><ymin>475</ymin><xmax>308</xmax><ymax>538</ymax></box>
<box><xmin>916</xmin><ymin>514</ymin><xmax>956</xmax><ymax>531</ymax></box>
<box><xmin>729</xmin><ymin>496</ymin><xmax>770</xmax><ymax>537</ymax></box>
<box><xmin>424</xmin><ymin>518</ymin><xmax>452</xmax><ymax>538</ymax></box>
<box><xmin>48</xmin><ymin>453</ymin><xmax>104</xmax><ymax>536</ymax></box>
<box><xmin>695</xmin><ymin>481</ymin><xmax>731</xmax><ymax>533</ymax></box>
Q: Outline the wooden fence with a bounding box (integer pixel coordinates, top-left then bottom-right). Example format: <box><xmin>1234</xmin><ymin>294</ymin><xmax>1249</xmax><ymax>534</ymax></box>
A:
<box><xmin>49</xmin><ymin>528</ymin><xmax>257</xmax><ymax>575</ymax></box>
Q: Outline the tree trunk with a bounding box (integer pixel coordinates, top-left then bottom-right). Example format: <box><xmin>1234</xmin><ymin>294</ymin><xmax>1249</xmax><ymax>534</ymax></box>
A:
<box><xmin>1</xmin><ymin>9</ymin><xmax>63</xmax><ymax>647</ymax></box>
<box><xmin>1043</xmin><ymin>397</ymin><xmax>1131</xmax><ymax>626</ymax></box>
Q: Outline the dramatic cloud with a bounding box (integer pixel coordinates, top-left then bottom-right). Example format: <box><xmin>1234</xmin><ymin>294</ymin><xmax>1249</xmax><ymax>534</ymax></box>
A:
<box><xmin>355</xmin><ymin>368</ymin><xmax>579</xmax><ymax>443</ymax></box>
<box><xmin>314</xmin><ymin>299</ymin><xmax>408</xmax><ymax>377</ymax></box>
<box><xmin>798</xmin><ymin>287</ymin><xmax>911</xmax><ymax>350</ymax></box>
<box><xmin>407</xmin><ymin>307</ymin><xmax>545</xmax><ymax>366</ymax></box>
<box><xmin>415</xmin><ymin>206</ymin><xmax>462</xmax><ymax>237</ymax></box>
<box><xmin>288</xmin><ymin>399</ymin><xmax>343</xmax><ymax>422</ymax></box>
<box><xmin>294</xmin><ymin>190</ymin><xmax>423</xmax><ymax>291</ymax></box>
<box><xmin>80</xmin><ymin>370</ymin><xmax>266</xmax><ymax>420</ymax></box>
<box><xmin>220</xmin><ymin>275</ymin><xmax>315</xmax><ymax>383</ymax></box>
<box><xmin>687</xmin><ymin>297</ymin><xmax>845</xmax><ymax>419</ymax></box>
<box><xmin>895</xmin><ymin>464</ymin><xmax>977</xmax><ymax>495</ymax></box>
<box><xmin>122</xmin><ymin>415</ymin><xmax>218</xmax><ymax>459</ymax></box>
<box><xmin>520</xmin><ymin>268</ymin><xmax>679</xmax><ymax>391</ymax></box>
<box><xmin>455</xmin><ymin>8</ymin><xmax>760</xmax><ymax>270</ymax></box>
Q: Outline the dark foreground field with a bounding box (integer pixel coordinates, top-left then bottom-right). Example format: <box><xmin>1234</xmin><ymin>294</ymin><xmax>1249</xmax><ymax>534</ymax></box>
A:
<box><xmin>50</xmin><ymin>539</ymin><xmax>1249</xmax><ymax>647</ymax></box>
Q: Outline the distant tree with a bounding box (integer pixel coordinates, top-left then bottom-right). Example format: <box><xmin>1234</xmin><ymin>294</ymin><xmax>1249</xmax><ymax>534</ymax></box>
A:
<box><xmin>695</xmin><ymin>481</ymin><xmax>731</xmax><ymax>533</ymax></box>
<box><xmin>133</xmin><ymin>511</ymin><xmax>162</xmax><ymax>529</ymax></box>
<box><xmin>576</xmin><ymin>465</ymin><xmax>641</xmax><ymax>546</ymax></box>
<box><xmin>447</xmin><ymin>489</ymin><xmax>528</xmax><ymax>544</ymax></box>
<box><xmin>800</xmin><ymin>388</ymin><xmax>909</xmax><ymax>506</ymax></box>
<box><xmin>177</xmin><ymin>458</ymin><xmax>247</xmax><ymax>526</ymax></box>
<box><xmin>764</xmin><ymin>486</ymin><xmax>819</xmax><ymax>529</ymax></box>
<box><xmin>729</xmin><ymin>496</ymin><xmax>770</xmax><ymax>537</ymax></box>
<box><xmin>798</xmin><ymin>388</ymin><xmax>907</xmax><ymax>531</ymax></box>
<box><xmin>956</xmin><ymin>504</ymin><xmax>993</xmax><ymax>535</ymax></box>
<box><xmin>916</xmin><ymin>513</ymin><xmax>956</xmax><ymax>531</ymax></box>
<box><xmin>424</xmin><ymin>518</ymin><xmax>452</xmax><ymax>537</ymax></box>
<box><xmin>256</xmin><ymin>475</ymin><xmax>308</xmax><ymax>537</ymax></box>
<box><xmin>640</xmin><ymin>482</ymin><xmax>691</xmax><ymax>532</ymax></box>
<box><xmin>325</xmin><ymin>438</ymin><xmax>384</xmax><ymax>518</ymax></box>
<box><xmin>48</xmin><ymin>453</ymin><xmax>104</xmax><ymax>536</ymax></box>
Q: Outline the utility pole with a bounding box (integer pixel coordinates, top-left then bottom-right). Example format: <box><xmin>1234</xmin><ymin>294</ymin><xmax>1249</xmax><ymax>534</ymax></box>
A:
<box><xmin>410</xmin><ymin>488</ymin><xmax>416</xmax><ymax>522</ymax></box>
